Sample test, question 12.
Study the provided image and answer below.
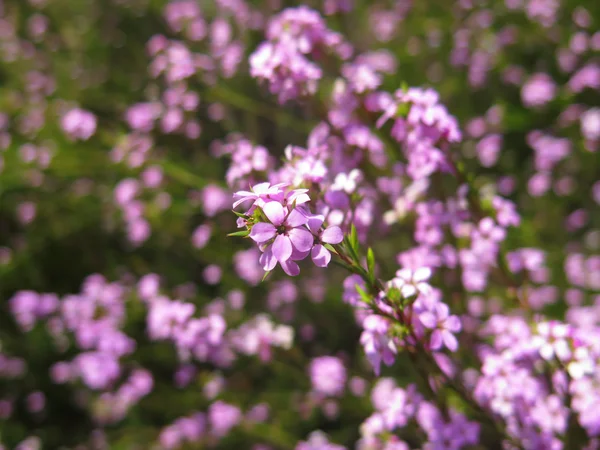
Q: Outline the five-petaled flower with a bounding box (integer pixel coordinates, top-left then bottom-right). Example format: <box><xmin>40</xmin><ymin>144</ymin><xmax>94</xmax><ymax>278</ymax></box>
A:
<box><xmin>249</xmin><ymin>201</ymin><xmax>314</xmax><ymax>276</ymax></box>
<box><xmin>235</xmin><ymin>184</ymin><xmax>345</xmax><ymax>276</ymax></box>
<box><xmin>306</xmin><ymin>214</ymin><xmax>344</xmax><ymax>267</ymax></box>
<box><xmin>419</xmin><ymin>303</ymin><xmax>461</xmax><ymax>352</ymax></box>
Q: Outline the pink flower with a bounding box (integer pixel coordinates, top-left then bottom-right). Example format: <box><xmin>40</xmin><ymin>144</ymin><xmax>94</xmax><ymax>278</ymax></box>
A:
<box><xmin>419</xmin><ymin>303</ymin><xmax>461</xmax><ymax>352</ymax></box>
<box><xmin>61</xmin><ymin>108</ymin><xmax>97</xmax><ymax>140</ymax></box>
<box><xmin>390</xmin><ymin>267</ymin><xmax>432</xmax><ymax>298</ymax></box>
<box><xmin>232</xmin><ymin>182</ymin><xmax>288</xmax><ymax>209</ymax></box>
<box><xmin>249</xmin><ymin>202</ymin><xmax>314</xmax><ymax>275</ymax></box>
<box><xmin>360</xmin><ymin>315</ymin><xmax>397</xmax><ymax>375</ymax></box>
<box><xmin>191</xmin><ymin>224</ymin><xmax>211</xmax><ymax>249</ymax></box>
<box><xmin>306</xmin><ymin>214</ymin><xmax>343</xmax><ymax>267</ymax></box>
<box><xmin>521</xmin><ymin>73</ymin><xmax>556</xmax><ymax>108</ymax></box>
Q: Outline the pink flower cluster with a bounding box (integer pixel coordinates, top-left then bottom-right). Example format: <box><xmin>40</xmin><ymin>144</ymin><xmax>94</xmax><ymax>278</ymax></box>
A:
<box><xmin>234</xmin><ymin>182</ymin><xmax>343</xmax><ymax>275</ymax></box>
<box><xmin>250</xmin><ymin>6</ymin><xmax>352</xmax><ymax>103</ymax></box>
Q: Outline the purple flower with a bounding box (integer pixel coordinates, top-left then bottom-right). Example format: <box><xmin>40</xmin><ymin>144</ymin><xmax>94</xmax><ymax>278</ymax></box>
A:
<box><xmin>250</xmin><ymin>42</ymin><xmax>323</xmax><ymax>104</ymax></box>
<box><xmin>249</xmin><ymin>202</ymin><xmax>313</xmax><ymax>275</ymax></box>
<box><xmin>125</xmin><ymin>102</ymin><xmax>161</xmax><ymax>132</ymax></box>
<box><xmin>360</xmin><ymin>315</ymin><xmax>397</xmax><ymax>375</ymax></box>
<box><xmin>521</xmin><ymin>73</ymin><xmax>556</xmax><ymax>108</ymax></box>
<box><xmin>233</xmin><ymin>248</ymin><xmax>264</xmax><ymax>286</ymax></box>
<box><xmin>191</xmin><ymin>224</ymin><xmax>212</xmax><ymax>249</ymax></box>
<box><xmin>309</xmin><ymin>356</ymin><xmax>347</xmax><ymax>397</ymax></box>
<box><xmin>17</xmin><ymin>202</ymin><xmax>37</xmax><ymax>225</ymax></box>
<box><xmin>419</xmin><ymin>303</ymin><xmax>461</xmax><ymax>352</ymax></box>
<box><xmin>342</xmin><ymin>61</ymin><xmax>383</xmax><ymax>94</ymax></box>
<box><xmin>208</xmin><ymin>401</ymin><xmax>242</xmax><ymax>438</ymax></box>
<box><xmin>160</xmin><ymin>412</ymin><xmax>205</xmax><ymax>449</ymax></box>
<box><xmin>147</xmin><ymin>298</ymin><xmax>195</xmax><ymax>340</ymax></box>
<box><xmin>296</xmin><ymin>431</ymin><xmax>347</xmax><ymax>450</ymax></box>
<box><xmin>201</xmin><ymin>185</ymin><xmax>230</xmax><ymax>217</ymax></box>
<box><xmin>306</xmin><ymin>215</ymin><xmax>343</xmax><ymax>267</ymax></box>
<box><xmin>229</xmin><ymin>314</ymin><xmax>294</xmax><ymax>361</ymax></box>
<box><xmin>137</xmin><ymin>274</ymin><xmax>160</xmax><ymax>300</ymax></box>
<box><xmin>476</xmin><ymin>134</ymin><xmax>502</xmax><ymax>168</ymax></box>
<box><xmin>14</xmin><ymin>437</ymin><xmax>42</xmax><ymax>450</ymax></box>
<box><xmin>223</xmin><ymin>139</ymin><xmax>274</xmax><ymax>189</ymax></box>
<box><xmin>173</xmin><ymin>314</ymin><xmax>227</xmax><ymax>364</ymax></box>
<box><xmin>25</xmin><ymin>392</ymin><xmax>45</xmax><ymax>414</ymax></box>
<box><xmin>381</xmin><ymin>387</ymin><xmax>418</xmax><ymax>430</ymax></box>
<box><xmin>61</xmin><ymin>108</ymin><xmax>97</xmax><ymax>140</ymax></box>
<box><xmin>249</xmin><ymin>7</ymin><xmax>351</xmax><ymax>104</ymax></box>
<box><xmin>74</xmin><ymin>352</ymin><xmax>120</xmax><ymax>390</ymax></box>
<box><xmin>581</xmin><ymin>108</ymin><xmax>600</xmax><ymax>141</ymax></box>
<box><xmin>232</xmin><ymin>182</ymin><xmax>288</xmax><ymax>209</ymax></box>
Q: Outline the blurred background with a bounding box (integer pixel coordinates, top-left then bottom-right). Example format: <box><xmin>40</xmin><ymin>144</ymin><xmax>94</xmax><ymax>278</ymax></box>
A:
<box><xmin>0</xmin><ymin>0</ymin><xmax>599</xmax><ymax>449</ymax></box>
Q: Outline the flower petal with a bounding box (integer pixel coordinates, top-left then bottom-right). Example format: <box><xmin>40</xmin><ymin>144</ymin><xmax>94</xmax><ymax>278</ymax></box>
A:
<box><xmin>288</xmin><ymin>228</ymin><xmax>314</xmax><ymax>252</ymax></box>
<box><xmin>234</xmin><ymin>190</ymin><xmax>254</xmax><ymax>197</ymax></box>
<box><xmin>414</xmin><ymin>267</ymin><xmax>432</xmax><ymax>282</ymax></box>
<box><xmin>291</xmin><ymin>247</ymin><xmax>310</xmax><ymax>261</ymax></box>
<box><xmin>252</xmin><ymin>182</ymin><xmax>272</xmax><ymax>194</ymax></box>
<box><xmin>442</xmin><ymin>330</ymin><xmax>458</xmax><ymax>352</ymax></box>
<box><xmin>416</xmin><ymin>282</ymin><xmax>432</xmax><ymax>295</ymax></box>
<box><xmin>259</xmin><ymin>246</ymin><xmax>277</xmax><ymax>271</ymax></box>
<box><xmin>232</xmin><ymin>196</ymin><xmax>255</xmax><ymax>209</ymax></box>
<box><xmin>280</xmin><ymin>259</ymin><xmax>300</xmax><ymax>276</ymax></box>
<box><xmin>249</xmin><ymin>223</ymin><xmax>277</xmax><ymax>243</ymax></box>
<box><xmin>306</xmin><ymin>214</ymin><xmax>325</xmax><ymax>234</ymax></box>
<box><xmin>324</xmin><ymin>190</ymin><xmax>350</xmax><ymax>210</ymax></box>
<box><xmin>321</xmin><ymin>226</ymin><xmax>343</xmax><ymax>244</ymax></box>
<box><xmin>435</xmin><ymin>302</ymin><xmax>450</xmax><ymax>320</ymax></box>
<box><xmin>291</xmin><ymin>192</ymin><xmax>310</xmax><ymax>205</ymax></box>
<box><xmin>287</xmin><ymin>189</ymin><xmax>310</xmax><ymax>205</ymax></box>
<box><xmin>429</xmin><ymin>330</ymin><xmax>442</xmax><ymax>351</ymax></box>
<box><xmin>419</xmin><ymin>311</ymin><xmax>437</xmax><ymax>329</ymax></box>
<box><xmin>272</xmin><ymin>234</ymin><xmax>292</xmax><ymax>262</ymax></box>
<box><xmin>311</xmin><ymin>244</ymin><xmax>331</xmax><ymax>267</ymax></box>
<box><xmin>400</xmin><ymin>285</ymin><xmax>417</xmax><ymax>298</ymax></box>
<box><xmin>262</xmin><ymin>201</ymin><xmax>286</xmax><ymax>225</ymax></box>
<box><xmin>395</xmin><ymin>268</ymin><xmax>411</xmax><ymax>281</ymax></box>
<box><xmin>268</xmin><ymin>182</ymin><xmax>290</xmax><ymax>192</ymax></box>
<box><xmin>285</xmin><ymin>209</ymin><xmax>308</xmax><ymax>228</ymax></box>
<box><xmin>445</xmin><ymin>315</ymin><xmax>461</xmax><ymax>332</ymax></box>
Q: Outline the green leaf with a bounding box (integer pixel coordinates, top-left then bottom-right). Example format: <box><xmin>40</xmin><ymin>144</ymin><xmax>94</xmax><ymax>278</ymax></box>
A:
<box><xmin>397</xmin><ymin>102</ymin><xmax>410</xmax><ymax>117</ymax></box>
<box><xmin>232</xmin><ymin>210</ymin><xmax>249</xmax><ymax>219</ymax></box>
<box><xmin>323</xmin><ymin>243</ymin><xmax>337</xmax><ymax>254</ymax></box>
<box><xmin>367</xmin><ymin>247</ymin><xmax>375</xmax><ymax>280</ymax></box>
<box><xmin>344</xmin><ymin>224</ymin><xmax>360</xmax><ymax>263</ymax></box>
<box><xmin>355</xmin><ymin>284</ymin><xmax>372</xmax><ymax>305</ymax></box>
<box><xmin>227</xmin><ymin>229</ymin><xmax>250</xmax><ymax>237</ymax></box>
<box><xmin>344</xmin><ymin>242</ymin><xmax>360</xmax><ymax>266</ymax></box>
<box><xmin>386</xmin><ymin>286</ymin><xmax>402</xmax><ymax>305</ymax></box>
<box><xmin>350</xmin><ymin>224</ymin><xmax>358</xmax><ymax>251</ymax></box>
<box><xmin>261</xmin><ymin>271</ymin><xmax>272</xmax><ymax>282</ymax></box>
<box><xmin>332</xmin><ymin>259</ymin><xmax>355</xmax><ymax>273</ymax></box>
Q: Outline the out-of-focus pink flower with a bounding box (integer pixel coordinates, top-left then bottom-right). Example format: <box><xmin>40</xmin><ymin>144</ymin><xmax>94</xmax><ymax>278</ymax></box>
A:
<box><xmin>61</xmin><ymin>108</ymin><xmax>97</xmax><ymax>140</ymax></box>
